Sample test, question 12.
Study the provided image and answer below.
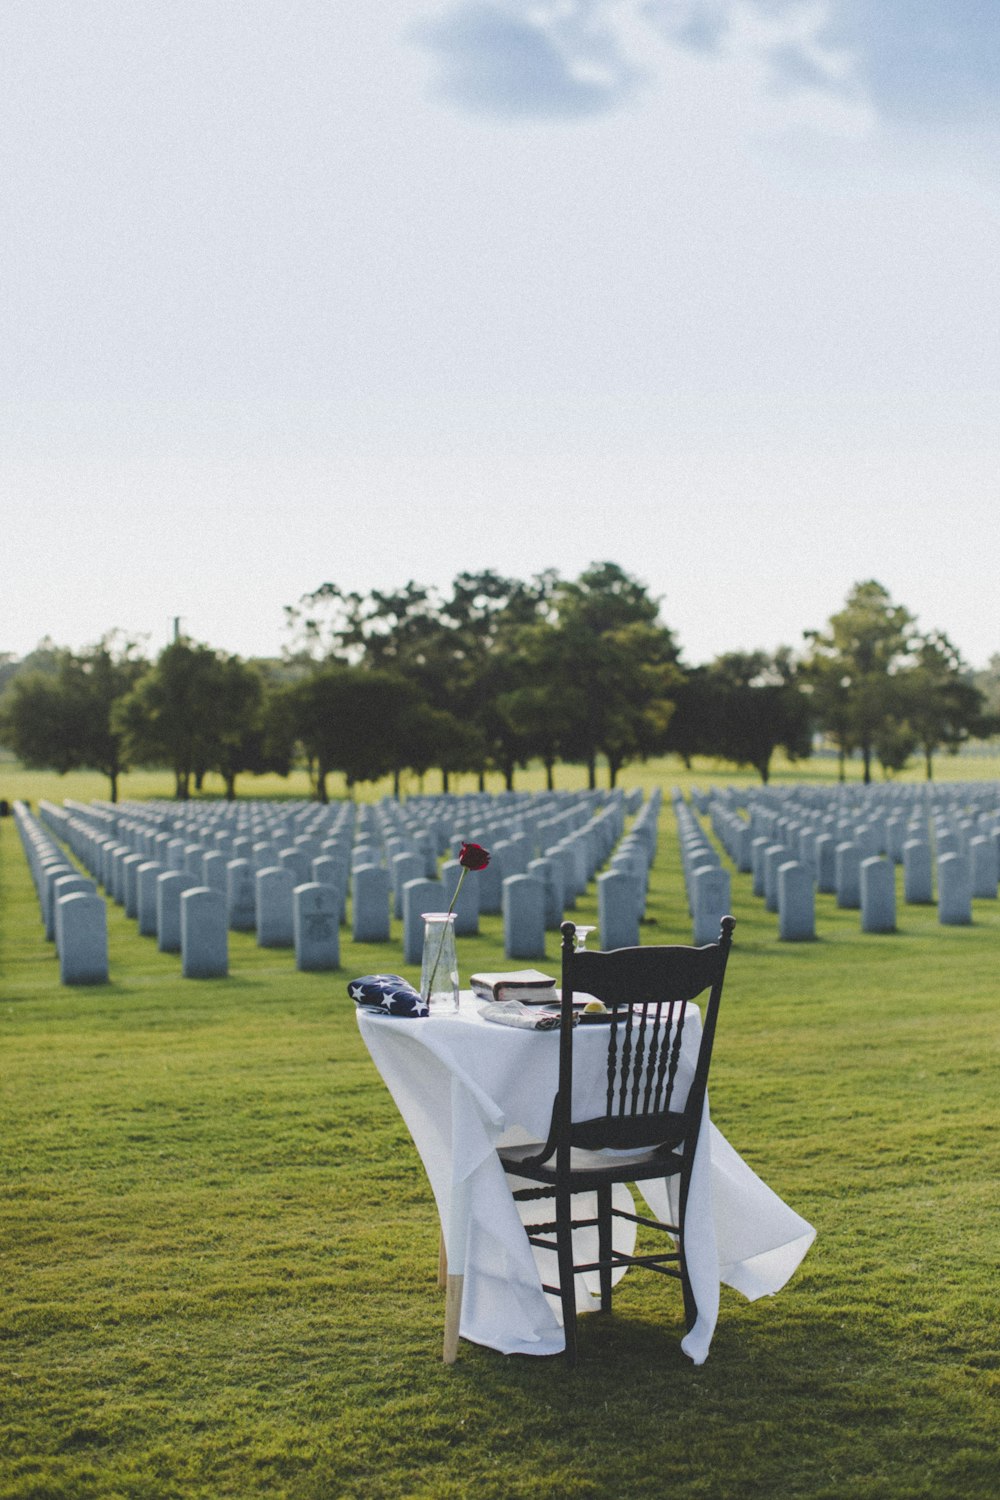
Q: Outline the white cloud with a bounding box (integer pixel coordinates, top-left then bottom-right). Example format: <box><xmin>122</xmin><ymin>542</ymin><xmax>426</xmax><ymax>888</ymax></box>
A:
<box><xmin>414</xmin><ymin>0</ymin><xmax>1000</xmax><ymax>134</ymax></box>
<box><xmin>412</xmin><ymin>0</ymin><xmax>643</xmax><ymax>117</ymax></box>
<box><xmin>649</xmin><ymin>0</ymin><xmax>1000</xmax><ymax>128</ymax></box>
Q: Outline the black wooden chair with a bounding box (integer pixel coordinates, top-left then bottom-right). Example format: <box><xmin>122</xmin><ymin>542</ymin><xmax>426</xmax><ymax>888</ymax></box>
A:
<box><xmin>497</xmin><ymin>916</ymin><xmax>736</xmax><ymax>1365</ymax></box>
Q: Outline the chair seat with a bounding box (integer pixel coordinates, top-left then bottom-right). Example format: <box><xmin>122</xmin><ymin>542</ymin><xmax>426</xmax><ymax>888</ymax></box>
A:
<box><xmin>498</xmin><ymin>1138</ymin><xmax>685</xmax><ymax>1188</ymax></box>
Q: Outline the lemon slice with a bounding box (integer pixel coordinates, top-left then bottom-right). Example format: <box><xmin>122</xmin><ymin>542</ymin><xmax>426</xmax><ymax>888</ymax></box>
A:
<box><xmin>582</xmin><ymin>999</ymin><xmax>607</xmax><ymax>1015</ymax></box>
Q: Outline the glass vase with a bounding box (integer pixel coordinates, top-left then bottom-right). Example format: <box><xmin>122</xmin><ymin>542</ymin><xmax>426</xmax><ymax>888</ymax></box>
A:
<box><xmin>420</xmin><ymin>911</ymin><xmax>460</xmax><ymax>1013</ymax></box>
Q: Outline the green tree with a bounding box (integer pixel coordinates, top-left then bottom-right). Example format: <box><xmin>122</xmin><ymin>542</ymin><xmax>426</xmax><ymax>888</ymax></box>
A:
<box><xmin>285</xmin><ymin>570</ymin><xmax>555</xmax><ymax>791</ymax></box>
<box><xmin>702</xmin><ymin>649</ymin><xmax>812</xmax><ymax>784</ymax></box>
<box><xmin>0</xmin><ymin>669</ymin><xmax>81</xmax><ymax>776</ymax></box>
<box><xmin>282</xmin><ymin>582</ymin><xmax>368</xmax><ymax>664</ymax></box>
<box><xmin>973</xmin><ymin>654</ymin><xmax>1000</xmax><ymax>721</ymax></box>
<box><xmin>440</xmin><ymin>571</ymin><xmax>555</xmax><ymax>791</ymax></box>
<box><xmin>799</xmin><ymin>652</ymin><xmax>856</xmax><ymax>781</ymax></box>
<box><xmin>290</xmin><ymin>666</ymin><xmax>420</xmax><ymax>801</ymax></box>
<box><xmin>284</xmin><ymin>580</ymin><xmax>445</xmax><ymax>674</ymax></box>
<box><xmin>284</xmin><ymin>564</ymin><xmax>683</xmax><ymax>790</ymax></box>
<box><xmin>548</xmin><ymin>565</ymin><xmax>682</xmax><ymax>788</ymax></box>
<box><xmin>400</xmin><ymin>702</ymin><xmax>485</xmax><ymax>795</ymax></box>
<box><xmin>661</xmin><ymin>667</ymin><xmax>716</xmax><ymax>769</ymax></box>
<box><xmin>77</xmin><ymin>636</ymin><xmax>151</xmax><ymax>801</ymax></box>
<box><xmin>0</xmin><ymin>638</ymin><xmax>64</xmax><ymax>701</ymax></box>
<box><xmin>874</xmin><ymin>715</ymin><xmax>918</xmax><ymax>777</ymax></box>
<box><xmin>494</xmin><ymin>622</ymin><xmax>584</xmax><ymax>792</ymax></box>
<box><xmin>803</xmin><ymin>581</ymin><xmax>917</xmax><ymax>784</ymax></box>
<box><xmin>896</xmin><ymin>632</ymin><xmax>986</xmax><ymax>779</ymax></box>
<box><xmin>0</xmin><ymin>634</ymin><xmax>147</xmax><ymax>801</ymax></box>
<box><xmin>556</xmin><ymin>561</ymin><xmax>661</xmax><ymax>635</ymax></box>
<box><xmin>210</xmin><ymin>656</ymin><xmax>295</xmax><ymax>800</ymax></box>
<box><xmin>0</xmin><ymin>652</ymin><xmax>16</xmax><ymax>699</ymax></box>
<box><xmin>114</xmin><ymin>640</ymin><xmax>226</xmax><ymax>799</ymax></box>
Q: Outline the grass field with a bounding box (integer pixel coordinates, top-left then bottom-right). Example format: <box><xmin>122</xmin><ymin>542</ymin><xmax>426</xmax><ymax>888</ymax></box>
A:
<box><xmin>4</xmin><ymin>740</ymin><xmax>1000</xmax><ymax>809</ymax></box>
<box><xmin>2</xmin><ymin>766</ymin><xmax>998</xmax><ymax>1499</ymax></box>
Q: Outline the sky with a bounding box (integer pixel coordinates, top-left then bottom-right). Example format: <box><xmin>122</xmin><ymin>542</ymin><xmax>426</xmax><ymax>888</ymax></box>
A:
<box><xmin>2</xmin><ymin>1</ymin><xmax>998</xmax><ymax>669</ymax></box>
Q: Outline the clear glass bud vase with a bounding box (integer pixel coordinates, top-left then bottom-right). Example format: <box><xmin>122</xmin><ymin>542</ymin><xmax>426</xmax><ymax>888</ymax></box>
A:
<box><xmin>420</xmin><ymin>911</ymin><xmax>460</xmax><ymax>1013</ymax></box>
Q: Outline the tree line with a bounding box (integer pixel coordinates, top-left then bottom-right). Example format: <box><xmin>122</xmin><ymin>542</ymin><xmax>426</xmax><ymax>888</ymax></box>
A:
<box><xmin>1</xmin><ymin>566</ymin><xmax>995</xmax><ymax>802</ymax></box>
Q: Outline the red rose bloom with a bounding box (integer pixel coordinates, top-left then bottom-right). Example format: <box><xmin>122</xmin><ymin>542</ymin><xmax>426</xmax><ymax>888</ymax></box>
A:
<box><xmin>459</xmin><ymin>841</ymin><xmax>490</xmax><ymax>871</ymax></box>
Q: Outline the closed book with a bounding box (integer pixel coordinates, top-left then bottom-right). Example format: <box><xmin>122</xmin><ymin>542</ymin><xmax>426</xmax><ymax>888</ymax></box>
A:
<box><xmin>470</xmin><ymin>969</ymin><xmax>558</xmax><ymax>1004</ymax></box>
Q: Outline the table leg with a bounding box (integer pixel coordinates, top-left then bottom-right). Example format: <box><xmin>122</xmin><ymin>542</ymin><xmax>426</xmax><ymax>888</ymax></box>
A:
<box><xmin>443</xmin><ymin>1274</ymin><xmax>464</xmax><ymax>1364</ymax></box>
<box><xmin>437</xmin><ymin>1230</ymin><xmax>447</xmax><ymax>1288</ymax></box>
<box><xmin>442</xmin><ymin>1180</ymin><xmax>469</xmax><ymax>1364</ymax></box>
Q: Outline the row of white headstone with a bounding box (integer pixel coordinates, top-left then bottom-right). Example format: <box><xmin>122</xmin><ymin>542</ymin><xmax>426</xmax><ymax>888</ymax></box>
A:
<box><xmin>27</xmin><ymin>786</ymin><xmax>657</xmax><ymax>981</ymax></box>
<box><xmin>14</xmin><ymin>801</ymin><xmax>109</xmax><ymax>983</ymax></box>
<box><xmin>682</xmin><ymin>781</ymin><xmax>1000</xmax><ymax>939</ymax></box>
<box><xmin>673</xmin><ymin>794</ymin><xmax>733</xmax><ymax>945</ymax></box>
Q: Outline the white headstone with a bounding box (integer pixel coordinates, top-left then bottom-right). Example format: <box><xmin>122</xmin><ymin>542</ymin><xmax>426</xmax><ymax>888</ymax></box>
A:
<box><xmin>597</xmin><ymin>868</ymin><xmax>641</xmax><ymax>949</ymax></box>
<box><xmin>902</xmin><ymin>839</ymin><xmax>933</xmax><ymax>904</ymax></box>
<box><xmin>692</xmin><ymin>864</ymin><xmax>731</xmax><ymax>947</ymax></box>
<box><xmin>137</xmin><ymin>861</ymin><xmax>163</xmax><ymax>936</ymax></box>
<box><xmin>392</xmin><ymin>852</ymin><xmax>425</xmax><ymax>919</ymax></box>
<box><xmin>157</xmin><ymin>870</ymin><xmax>198</xmax><ymax>952</ymax></box>
<box><xmin>256</xmin><ymin>866</ymin><xmax>295</xmax><ymax>947</ymax></box>
<box><xmin>937</xmin><ymin>852</ymin><xmax>971</xmax><ymax>926</ymax></box>
<box><xmin>227</xmin><ymin>859</ymin><xmax>257</xmax><ymax>931</ymax></box>
<box><xmin>181</xmin><ymin>887</ymin><xmax>228</xmax><ymax>978</ymax></box>
<box><xmin>502</xmin><ymin>874</ymin><xmax>546</xmax><ymax>960</ymax></box>
<box><xmin>53</xmin><ymin>875</ymin><xmax>98</xmax><ymax>952</ymax></box>
<box><xmin>123</xmin><ymin>852</ymin><xmax>145</xmax><ymax>918</ymax></box>
<box><xmin>969</xmin><ymin>835</ymin><xmax>998</xmax><ymax>899</ymax></box>
<box><xmin>814</xmin><ymin>834</ymin><xmax>837</xmax><ymax>894</ymax></box>
<box><xmin>293</xmin><ymin>882</ymin><xmax>341</xmax><ymax>971</ymax></box>
<box><xmin>763</xmin><ymin>845</ymin><xmax>789</xmax><ymax>913</ymax></box>
<box><xmin>778</xmin><ymin>861</ymin><xmax>814</xmax><ymax>941</ymax></box>
<box><xmin>441</xmin><ymin>859</ymin><xmax>480</xmax><ymax>935</ymax></box>
<box><xmin>835</xmin><ymin>842</ymin><xmax>861</xmax><ymax>909</ymax></box>
<box><xmin>529</xmin><ymin>857</ymin><xmax>563</xmax><ymax>931</ymax></box>
<box><xmin>200</xmin><ymin>850</ymin><xmax>229</xmax><ymax>892</ymax></box>
<box><xmin>402</xmin><ymin>878</ymin><xmax>447</xmax><ymax>964</ymax></box>
<box><xmin>278</xmin><ymin>847</ymin><xmax>311</xmax><ymax>886</ymax></box>
<box><xmin>58</xmin><ymin>892</ymin><xmax>109</xmax><ymax>984</ymax></box>
<box><xmin>860</xmin><ymin>857</ymin><xmax>896</xmax><ymax>933</ymax></box>
<box><xmin>351</xmin><ymin>864</ymin><xmax>391</xmax><ymax>943</ymax></box>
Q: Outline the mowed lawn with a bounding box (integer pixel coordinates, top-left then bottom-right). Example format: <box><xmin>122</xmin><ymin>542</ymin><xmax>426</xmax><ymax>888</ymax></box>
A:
<box><xmin>1</xmin><ymin>770</ymin><xmax>998</xmax><ymax>1500</ymax></box>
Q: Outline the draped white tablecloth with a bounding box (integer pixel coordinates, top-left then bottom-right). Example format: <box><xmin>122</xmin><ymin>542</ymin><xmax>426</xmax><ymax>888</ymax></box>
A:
<box><xmin>357</xmin><ymin>993</ymin><xmax>814</xmax><ymax>1363</ymax></box>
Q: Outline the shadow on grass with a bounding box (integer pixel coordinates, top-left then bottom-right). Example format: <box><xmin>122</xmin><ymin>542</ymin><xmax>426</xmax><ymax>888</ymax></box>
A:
<box><xmin>447</xmin><ymin>1303</ymin><xmax>860</xmax><ymax>1398</ymax></box>
<box><xmin>301</xmin><ymin>1302</ymin><xmax>991</xmax><ymax>1500</ymax></box>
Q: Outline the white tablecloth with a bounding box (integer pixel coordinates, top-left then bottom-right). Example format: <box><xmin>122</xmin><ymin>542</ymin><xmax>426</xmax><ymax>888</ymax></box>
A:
<box><xmin>357</xmin><ymin>993</ymin><xmax>815</xmax><ymax>1363</ymax></box>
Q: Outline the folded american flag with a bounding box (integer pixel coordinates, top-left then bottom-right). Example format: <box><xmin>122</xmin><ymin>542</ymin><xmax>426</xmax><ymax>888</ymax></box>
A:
<box><xmin>348</xmin><ymin>974</ymin><xmax>429</xmax><ymax>1018</ymax></box>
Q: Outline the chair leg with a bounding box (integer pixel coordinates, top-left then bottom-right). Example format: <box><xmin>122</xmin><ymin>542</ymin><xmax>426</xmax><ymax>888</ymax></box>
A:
<box><xmin>679</xmin><ymin>1241</ymin><xmax>697</xmax><ymax>1333</ymax></box>
<box><xmin>676</xmin><ymin>1174</ymin><xmax>697</xmax><ymax>1333</ymax></box>
<box><xmin>437</xmin><ymin>1229</ymin><xmax>447</xmax><ymax>1289</ymax></box>
<box><xmin>443</xmin><ymin>1274</ymin><xmax>463</xmax><ymax>1364</ymax></box>
<box><xmin>597</xmin><ymin>1184</ymin><xmax>613</xmax><ymax>1312</ymax></box>
<box><xmin>556</xmin><ymin>1182</ymin><xmax>578</xmax><ymax>1366</ymax></box>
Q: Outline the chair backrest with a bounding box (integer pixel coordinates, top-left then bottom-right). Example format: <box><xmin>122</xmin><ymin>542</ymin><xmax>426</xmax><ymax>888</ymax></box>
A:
<box><xmin>555</xmin><ymin>917</ymin><xmax>736</xmax><ymax>1155</ymax></box>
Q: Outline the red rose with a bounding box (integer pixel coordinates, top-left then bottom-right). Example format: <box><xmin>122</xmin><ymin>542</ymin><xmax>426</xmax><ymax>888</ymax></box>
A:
<box><xmin>459</xmin><ymin>841</ymin><xmax>490</xmax><ymax>871</ymax></box>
